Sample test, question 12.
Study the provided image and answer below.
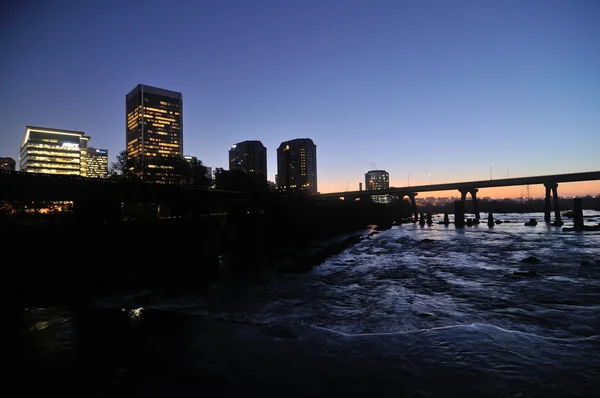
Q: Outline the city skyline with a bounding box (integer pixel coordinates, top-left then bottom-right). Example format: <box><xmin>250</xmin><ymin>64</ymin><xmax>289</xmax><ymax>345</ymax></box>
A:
<box><xmin>1</xmin><ymin>1</ymin><xmax>599</xmax><ymax>197</ymax></box>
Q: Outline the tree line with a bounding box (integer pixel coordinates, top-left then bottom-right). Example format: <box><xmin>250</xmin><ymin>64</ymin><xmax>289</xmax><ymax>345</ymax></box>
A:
<box><xmin>108</xmin><ymin>150</ymin><xmax>273</xmax><ymax>193</ymax></box>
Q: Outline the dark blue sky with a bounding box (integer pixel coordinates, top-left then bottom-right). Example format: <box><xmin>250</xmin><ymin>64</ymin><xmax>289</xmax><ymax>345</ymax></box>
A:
<box><xmin>2</xmin><ymin>0</ymin><xmax>599</xmax><ymax>195</ymax></box>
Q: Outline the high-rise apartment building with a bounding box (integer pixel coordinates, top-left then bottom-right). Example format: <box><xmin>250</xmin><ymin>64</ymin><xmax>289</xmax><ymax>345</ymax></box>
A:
<box><xmin>0</xmin><ymin>157</ymin><xmax>16</xmax><ymax>171</ymax></box>
<box><xmin>276</xmin><ymin>138</ymin><xmax>317</xmax><ymax>194</ymax></box>
<box><xmin>365</xmin><ymin>170</ymin><xmax>389</xmax><ymax>191</ymax></box>
<box><xmin>126</xmin><ymin>84</ymin><xmax>183</xmax><ymax>182</ymax></box>
<box><xmin>365</xmin><ymin>169</ymin><xmax>390</xmax><ymax>203</ymax></box>
<box><xmin>229</xmin><ymin>140</ymin><xmax>267</xmax><ymax>180</ymax></box>
<box><xmin>87</xmin><ymin>148</ymin><xmax>108</xmax><ymax>178</ymax></box>
<box><xmin>20</xmin><ymin>126</ymin><xmax>90</xmax><ymax>176</ymax></box>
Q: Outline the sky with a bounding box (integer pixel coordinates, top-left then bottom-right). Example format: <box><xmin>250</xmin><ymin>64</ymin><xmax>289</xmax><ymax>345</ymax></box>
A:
<box><xmin>1</xmin><ymin>0</ymin><xmax>599</xmax><ymax>197</ymax></box>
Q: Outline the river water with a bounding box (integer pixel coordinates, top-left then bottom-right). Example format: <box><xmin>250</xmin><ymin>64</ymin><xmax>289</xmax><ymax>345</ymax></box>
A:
<box><xmin>20</xmin><ymin>212</ymin><xmax>600</xmax><ymax>397</ymax></box>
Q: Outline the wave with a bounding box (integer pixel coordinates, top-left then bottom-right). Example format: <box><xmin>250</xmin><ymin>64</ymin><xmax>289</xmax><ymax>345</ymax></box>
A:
<box><xmin>308</xmin><ymin>322</ymin><xmax>600</xmax><ymax>342</ymax></box>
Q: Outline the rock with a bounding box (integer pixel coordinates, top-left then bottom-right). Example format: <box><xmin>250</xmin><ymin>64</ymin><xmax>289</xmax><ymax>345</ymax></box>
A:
<box><xmin>342</xmin><ymin>235</ymin><xmax>362</xmax><ymax>245</ymax></box>
<box><xmin>421</xmin><ymin>238</ymin><xmax>435</xmax><ymax>243</ymax></box>
<box><xmin>521</xmin><ymin>256</ymin><xmax>541</xmax><ymax>264</ymax></box>
<box><xmin>513</xmin><ymin>270</ymin><xmax>539</xmax><ymax>277</ymax></box>
<box><xmin>375</xmin><ymin>223</ymin><xmax>393</xmax><ymax>231</ymax></box>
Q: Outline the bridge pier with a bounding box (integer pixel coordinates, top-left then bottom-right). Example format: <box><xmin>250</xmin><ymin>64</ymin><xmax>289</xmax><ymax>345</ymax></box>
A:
<box><xmin>544</xmin><ymin>182</ymin><xmax>562</xmax><ymax>226</ymax></box>
<box><xmin>573</xmin><ymin>197</ymin><xmax>584</xmax><ymax>231</ymax></box>
<box><xmin>459</xmin><ymin>187</ymin><xmax>480</xmax><ymax>220</ymax></box>
<box><xmin>407</xmin><ymin>193</ymin><xmax>418</xmax><ymax>222</ymax></box>
<box><xmin>454</xmin><ymin>200</ymin><xmax>465</xmax><ymax>227</ymax></box>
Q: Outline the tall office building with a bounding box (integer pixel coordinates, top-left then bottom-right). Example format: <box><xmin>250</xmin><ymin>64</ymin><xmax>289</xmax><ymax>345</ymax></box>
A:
<box><xmin>365</xmin><ymin>169</ymin><xmax>390</xmax><ymax>203</ymax></box>
<box><xmin>277</xmin><ymin>138</ymin><xmax>317</xmax><ymax>194</ymax></box>
<box><xmin>87</xmin><ymin>148</ymin><xmax>108</xmax><ymax>178</ymax></box>
<box><xmin>229</xmin><ymin>140</ymin><xmax>267</xmax><ymax>180</ymax></box>
<box><xmin>0</xmin><ymin>157</ymin><xmax>16</xmax><ymax>171</ymax></box>
<box><xmin>126</xmin><ymin>84</ymin><xmax>183</xmax><ymax>182</ymax></box>
<box><xmin>20</xmin><ymin>126</ymin><xmax>90</xmax><ymax>176</ymax></box>
<box><xmin>365</xmin><ymin>170</ymin><xmax>389</xmax><ymax>191</ymax></box>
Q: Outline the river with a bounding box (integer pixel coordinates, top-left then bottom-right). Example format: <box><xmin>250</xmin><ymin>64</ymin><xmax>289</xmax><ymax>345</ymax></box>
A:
<box><xmin>19</xmin><ymin>211</ymin><xmax>600</xmax><ymax>397</ymax></box>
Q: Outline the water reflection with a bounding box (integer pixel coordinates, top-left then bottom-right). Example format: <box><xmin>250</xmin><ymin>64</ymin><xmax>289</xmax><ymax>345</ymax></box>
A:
<box><xmin>122</xmin><ymin>306</ymin><xmax>144</xmax><ymax>321</ymax></box>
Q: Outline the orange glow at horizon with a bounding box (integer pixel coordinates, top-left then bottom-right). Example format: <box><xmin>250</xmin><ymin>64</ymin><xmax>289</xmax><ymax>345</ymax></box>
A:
<box><xmin>319</xmin><ymin>180</ymin><xmax>600</xmax><ymax>198</ymax></box>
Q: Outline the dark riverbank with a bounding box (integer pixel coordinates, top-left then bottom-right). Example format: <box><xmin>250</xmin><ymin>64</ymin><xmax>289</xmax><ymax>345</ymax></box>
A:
<box><xmin>7</xmin><ymin>198</ymin><xmax>404</xmax><ymax>308</ymax></box>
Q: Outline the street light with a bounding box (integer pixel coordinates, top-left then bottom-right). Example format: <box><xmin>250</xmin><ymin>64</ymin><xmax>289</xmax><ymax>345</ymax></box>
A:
<box><xmin>408</xmin><ymin>173</ymin><xmax>411</xmax><ymax>187</ymax></box>
<box><xmin>506</xmin><ymin>166</ymin><xmax>509</xmax><ymax>179</ymax></box>
<box><xmin>428</xmin><ymin>174</ymin><xmax>432</xmax><ymax>185</ymax></box>
<box><xmin>490</xmin><ymin>164</ymin><xmax>493</xmax><ymax>180</ymax></box>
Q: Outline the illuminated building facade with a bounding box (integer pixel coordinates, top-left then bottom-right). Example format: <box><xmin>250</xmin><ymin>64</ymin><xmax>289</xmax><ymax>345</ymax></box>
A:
<box><xmin>365</xmin><ymin>169</ymin><xmax>390</xmax><ymax>203</ymax></box>
<box><xmin>277</xmin><ymin>138</ymin><xmax>317</xmax><ymax>194</ymax></box>
<box><xmin>87</xmin><ymin>148</ymin><xmax>108</xmax><ymax>178</ymax></box>
<box><xmin>0</xmin><ymin>157</ymin><xmax>16</xmax><ymax>171</ymax></box>
<box><xmin>365</xmin><ymin>170</ymin><xmax>389</xmax><ymax>191</ymax></box>
<box><xmin>184</xmin><ymin>155</ymin><xmax>197</xmax><ymax>166</ymax></box>
<box><xmin>126</xmin><ymin>84</ymin><xmax>183</xmax><ymax>183</ymax></box>
<box><xmin>20</xmin><ymin>126</ymin><xmax>90</xmax><ymax>176</ymax></box>
<box><xmin>229</xmin><ymin>140</ymin><xmax>267</xmax><ymax>180</ymax></box>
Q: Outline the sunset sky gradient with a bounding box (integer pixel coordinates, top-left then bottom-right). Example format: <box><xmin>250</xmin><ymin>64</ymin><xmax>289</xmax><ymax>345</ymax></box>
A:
<box><xmin>1</xmin><ymin>0</ymin><xmax>599</xmax><ymax>197</ymax></box>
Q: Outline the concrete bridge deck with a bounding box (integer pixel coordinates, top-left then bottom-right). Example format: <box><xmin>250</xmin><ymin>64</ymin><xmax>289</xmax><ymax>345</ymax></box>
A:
<box><xmin>318</xmin><ymin>171</ymin><xmax>600</xmax><ymax>197</ymax></box>
<box><xmin>318</xmin><ymin>171</ymin><xmax>600</xmax><ymax>226</ymax></box>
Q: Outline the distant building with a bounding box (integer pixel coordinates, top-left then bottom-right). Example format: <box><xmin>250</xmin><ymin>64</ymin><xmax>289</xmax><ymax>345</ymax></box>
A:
<box><xmin>365</xmin><ymin>169</ymin><xmax>390</xmax><ymax>203</ymax></box>
<box><xmin>277</xmin><ymin>138</ymin><xmax>317</xmax><ymax>194</ymax></box>
<box><xmin>184</xmin><ymin>155</ymin><xmax>198</xmax><ymax>166</ymax></box>
<box><xmin>205</xmin><ymin>166</ymin><xmax>213</xmax><ymax>181</ymax></box>
<box><xmin>87</xmin><ymin>148</ymin><xmax>108</xmax><ymax>178</ymax></box>
<box><xmin>0</xmin><ymin>157</ymin><xmax>16</xmax><ymax>171</ymax></box>
<box><xmin>126</xmin><ymin>84</ymin><xmax>183</xmax><ymax>183</ymax></box>
<box><xmin>20</xmin><ymin>126</ymin><xmax>90</xmax><ymax>176</ymax></box>
<box><xmin>229</xmin><ymin>140</ymin><xmax>267</xmax><ymax>180</ymax></box>
<box><xmin>365</xmin><ymin>170</ymin><xmax>389</xmax><ymax>191</ymax></box>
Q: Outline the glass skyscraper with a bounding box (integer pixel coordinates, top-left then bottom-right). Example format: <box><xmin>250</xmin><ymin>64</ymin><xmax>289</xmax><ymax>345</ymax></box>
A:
<box><xmin>276</xmin><ymin>138</ymin><xmax>317</xmax><ymax>194</ymax></box>
<box><xmin>20</xmin><ymin>126</ymin><xmax>90</xmax><ymax>176</ymax></box>
<box><xmin>126</xmin><ymin>84</ymin><xmax>183</xmax><ymax>182</ymax></box>
<box><xmin>229</xmin><ymin>140</ymin><xmax>267</xmax><ymax>180</ymax></box>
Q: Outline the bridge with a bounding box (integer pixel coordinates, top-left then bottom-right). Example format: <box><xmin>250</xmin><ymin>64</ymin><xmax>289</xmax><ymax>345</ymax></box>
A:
<box><xmin>318</xmin><ymin>171</ymin><xmax>600</xmax><ymax>225</ymax></box>
<box><xmin>2</xmin><ymin>170</ymin><xmax>599</xmax><ymax>226</ymax></box>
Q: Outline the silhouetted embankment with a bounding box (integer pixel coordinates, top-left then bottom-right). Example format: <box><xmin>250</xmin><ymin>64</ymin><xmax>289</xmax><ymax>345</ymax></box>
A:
<box><xmin>6</xmin><ymin>196</ymin><xmax>407</xmax><ymax>307</ymax></box>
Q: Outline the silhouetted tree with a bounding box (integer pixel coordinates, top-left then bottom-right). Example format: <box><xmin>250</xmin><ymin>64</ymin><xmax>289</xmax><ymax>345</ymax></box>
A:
<box><xmin>108</xmin><ymin>150</ymin><xmax>141</xmax><ymax>180</ymax></box>
<box><xmin>176</xmin><ymin>157</ymin><xmax>212</xmax><ymax>188</ymax></box>
<box><xmin>214</xmin><ymin>168</ymin><xmax>269</xmax><ymax>193</ymax></box>
<box><xmin>109</xmin><ymin>151</ymin><xmax>211</xmax><ymax>187</ymax></box>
